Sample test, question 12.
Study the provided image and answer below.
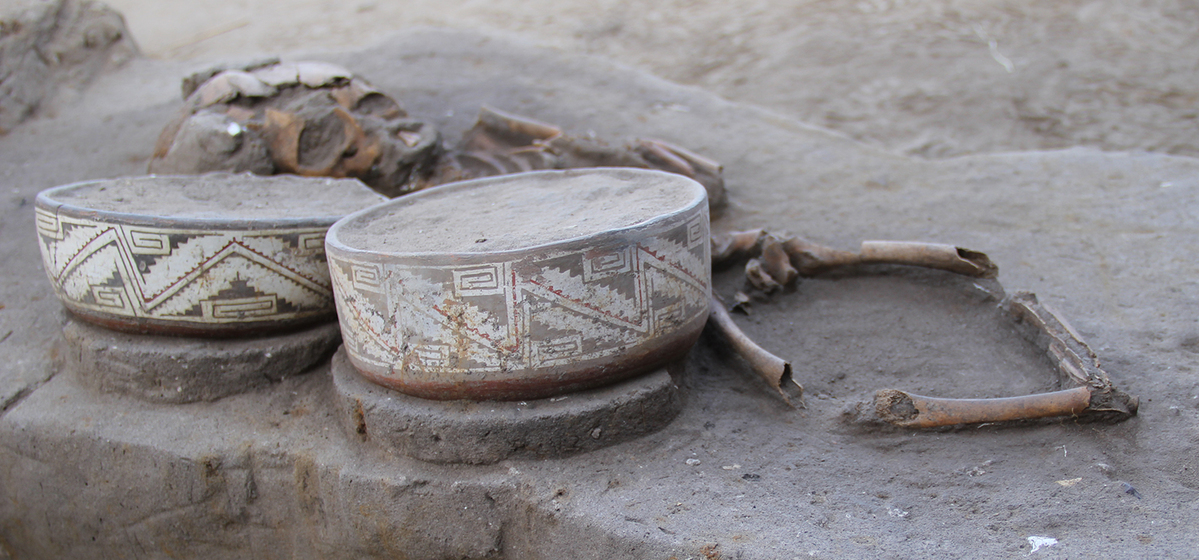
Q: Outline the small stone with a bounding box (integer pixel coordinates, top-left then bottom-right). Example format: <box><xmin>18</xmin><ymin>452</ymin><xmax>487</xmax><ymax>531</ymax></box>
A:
<box><xmin>1121</xmin><ymin>482</ymin><xmax>1143</xmax><ymax>499</ymax></box>
<box><xmin>1094</xmin><ymin>463</ymin><xmax>1116</xmax><ymax>479</ymax></box>
<box><xmin>1027</xmin><ymin>536</ymin><xmax>1057</xmax><ymax>553</ymax></box>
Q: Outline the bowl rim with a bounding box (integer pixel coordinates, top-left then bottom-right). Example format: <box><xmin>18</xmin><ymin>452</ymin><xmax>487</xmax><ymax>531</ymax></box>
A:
<box><xmin>35</xmin><ymin>173</ymin><xmax>385</xmax><ymax>230</ymax></box>
<box><xmin>326</xmin><ymin>168</ymin><xmax>708</xmax><ymax>261</ymax></box>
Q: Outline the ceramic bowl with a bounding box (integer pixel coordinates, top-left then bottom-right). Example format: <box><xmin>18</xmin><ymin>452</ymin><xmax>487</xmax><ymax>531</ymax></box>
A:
<box><xmin>35</xmin><ymin>173</ymin><xmax>386</xmax><ymax>336</ymax></box>
<box><xmin>326</xmin><ymin>168</ymin><xmax>711</xmax><ymax>401</ymax></box>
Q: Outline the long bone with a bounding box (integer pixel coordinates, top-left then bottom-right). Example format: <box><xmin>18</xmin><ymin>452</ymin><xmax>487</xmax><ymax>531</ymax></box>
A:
<box><xmin>707</xmin><ymin>294</ymin><xmax>801</xmax><ymax>405</ymax></box>
<box><xmin>873</xmin><ymin>386</ymin><xmax>1095</xmax><ymax>428</ymax></box>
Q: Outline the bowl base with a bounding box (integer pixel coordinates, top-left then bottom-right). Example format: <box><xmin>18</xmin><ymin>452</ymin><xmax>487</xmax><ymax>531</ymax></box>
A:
<box><xmin>61</xmin><ymin>317</ymin><xmax>341</xmax><ymax>403</ymax></box>
<box><xmin>331</xmin><ymin>347</ymin><xmax>682</xmax><ymax>464</ymax></box>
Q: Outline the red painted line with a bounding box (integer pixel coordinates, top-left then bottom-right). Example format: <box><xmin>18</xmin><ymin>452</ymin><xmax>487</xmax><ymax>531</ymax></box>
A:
<box><xmin>225</xmin><ymin>239</ymin><xmax>328</xmax><ymax>287</ymax></box>
<box><xmin>347</xmin><ymin>300</ymin><xmax>403</xmax><ymax>355</ymax></box>
<box><xmin>430</xmin><ymin>303</ymin><xmax>519</xmax><ymax>353</ymax></box>
<box><xmin>639</xmin><ymin>246</ymin><xmax>708</xmax><ymax>288</ymax></box>
<box><xmin>525</xmin><ymin>278</ymin><xmax>641</xmax><ymax>326</ymax></box>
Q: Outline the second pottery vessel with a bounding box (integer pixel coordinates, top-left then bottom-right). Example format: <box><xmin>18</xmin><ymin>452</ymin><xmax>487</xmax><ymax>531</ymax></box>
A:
<box><xmin>326</xmin><ymin>168</ymin><xmax>711</xmax><ymax>400</ymax></box>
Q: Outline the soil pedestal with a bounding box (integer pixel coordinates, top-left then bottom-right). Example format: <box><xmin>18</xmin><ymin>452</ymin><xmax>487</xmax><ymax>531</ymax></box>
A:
<box><xmin>61</xmin><ymin>317</ymin><xmax>342</xmax><ymax>403</ymax></box>
<box><xmin>330</xmin><ymin>347</ymin><xmax>682</xmax><ymax>464</ymax></box>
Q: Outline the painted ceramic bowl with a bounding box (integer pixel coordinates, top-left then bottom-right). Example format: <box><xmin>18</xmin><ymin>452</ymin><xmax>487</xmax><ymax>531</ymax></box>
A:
<box><xmin>35</xmin><ymin>173</ymin><xmax>387</xmax><ymax>336</ymax></box>
<box><xmin>326</xmin><ymin>168</ymin><xmax>711</xmax><ymax>401</ymax></box>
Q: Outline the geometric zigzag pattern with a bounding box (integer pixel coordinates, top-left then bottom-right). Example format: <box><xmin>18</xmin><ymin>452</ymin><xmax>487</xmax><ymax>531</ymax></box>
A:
<box><xmin>331</xmin><ymin>206</ymin><xmax>711</xmax><ymax>379</ymax></box>
<box><xmin>36</xmin><ymin>207</ymin><xmax>333</xmax><ymax>326</ymax></box>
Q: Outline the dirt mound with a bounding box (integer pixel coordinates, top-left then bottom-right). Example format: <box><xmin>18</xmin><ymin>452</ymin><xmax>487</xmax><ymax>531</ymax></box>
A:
<box><xmin>0</xmin><ymin>0</ymin><xmax>136</xmax><ymax>132</ymax></box>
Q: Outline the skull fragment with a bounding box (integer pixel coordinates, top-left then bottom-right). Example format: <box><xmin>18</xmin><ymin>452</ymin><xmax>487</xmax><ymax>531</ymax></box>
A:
<box><xmin>150</xmin><ymin>60</ymin><xmax>440</xmax><ymax>197</ymax></box>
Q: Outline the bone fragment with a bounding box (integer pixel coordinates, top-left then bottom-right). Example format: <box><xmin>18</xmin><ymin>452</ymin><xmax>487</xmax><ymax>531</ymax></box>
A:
<box><xmin>265</xmin><ymin>106</ymin><xmax>376</xmax><ymax>178</ymax></box>
<box><xmin>643</xmin><ymin>140</ymin><xmax>723</xmax><ymax>179</ymax></box>
<box><xmin>760</xmin><ymin>235</ymin><xmax>799</xmax><ymax>286</ymax></box>
<box><xmin>712</xmin><ymin>229</ymin><xmax>765</xmax><ymax>265</ymax></box>
<box><xmin>707</xmin><ymin>295</ymin><xmax>801</xmax><ymax>405</ymax></box>
<box><xmin>181</xmin><ymin>57</ymin><xmax>279</xmax><ymax>98</ymax></box>
<box><xmin>263</xmin><ymin>108</ymin><xmax>303</xmax><ymax>171</ymax></box>
<box><xmin>330</xmin><ymin>80</ymin><xmax>385</xmax><ymax>112</ymax></box>
<box><xmin>858</xmin><ymin>241</ymin><xmax>998</xmax><ymax>278</ymax></box>
<box><xmin>730</xmin><ymin>291</ymin><xmax>752</xmax><ymax>314</ymax></box>
<box><xmin>636</xmin><ymin>140</ymin><xmax>695</xmax><ymax>177</ymax></box>
<box><xmin>1001</xmin><ymin>291</ymin><xmax>1139</xmax><ymax>417</ymax></box>
<box><xmin>194</xmin><ymin>71</ymin><xmax>276</xmax><ymax>108</ymax></box>
<box><xmin>632</xmin><ymin>139</ymin><xmax>727</xmax><ymax>210</ymax></box>
<box><xmin>873</xmin><ymin>386</ymin><xmax>1093</xmax><ymax>428</ymax></box>
<box><xmin>712</xmin><ymin>231</ymin><xmax>997</xmax><ymax>288</ymax></box>
<box><xmin>296</xmin><ymin>61</ymin><xmax>353</xmax><ymax>87</ymax></box>
<box><xmin>472</xmin><ymin>106</ymin><xmax>563</xmax><ymax>147</ymax></box>
<box><xmin>252</xmin><ymin>62</ymin><xmax>300</xmax><ymax>87</ymax></box>
<box><xmin>780</xmin><ymin>236</ymin><xmax>859</xmax><ymax>275</ymax></box>
<box><xmin>744</xmin><ymin>258</ymin><xmax>781</xmax><ymax>292</ymax></box>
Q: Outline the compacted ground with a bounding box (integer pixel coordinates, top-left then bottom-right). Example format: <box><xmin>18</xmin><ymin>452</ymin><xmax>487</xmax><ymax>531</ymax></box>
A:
<box><xmin>1</xmin><ymin>1</ymin><xmax>1197</xmax><ymax>558</ymax></box>
<box><xmin>106</xmin><ymin>0</ymin><xmax>1199</xmax><ymax>160</ymax></box>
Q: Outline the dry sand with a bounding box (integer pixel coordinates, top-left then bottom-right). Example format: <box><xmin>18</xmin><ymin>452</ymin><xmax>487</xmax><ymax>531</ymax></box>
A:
<box><xmin>107</xmin><ymin>0</ymin><xmax>1199</xmax><ymax>159</ymax></box>
<box><xmin>3</xmin><ymin>1</ymin><xmax>1198</xmax><ymax>558</ymax></box>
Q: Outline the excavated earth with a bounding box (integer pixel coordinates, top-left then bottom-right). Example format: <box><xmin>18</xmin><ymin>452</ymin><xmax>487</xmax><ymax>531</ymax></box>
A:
<box><xmin>1</xmin><ymin>11</ymin><xmax>1198</xmax><ymax>560</ymax></box>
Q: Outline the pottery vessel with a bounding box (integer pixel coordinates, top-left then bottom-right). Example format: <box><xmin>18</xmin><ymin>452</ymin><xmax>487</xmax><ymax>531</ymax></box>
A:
<box><xmin>326</xmin><ymin>168</ymin><xmax>711</xmax><ymax>401</ymax></box>
<box><xmin>35</xmin><ymin>173</ymin><xmax>386</xmax><ymax>336</ymax></box>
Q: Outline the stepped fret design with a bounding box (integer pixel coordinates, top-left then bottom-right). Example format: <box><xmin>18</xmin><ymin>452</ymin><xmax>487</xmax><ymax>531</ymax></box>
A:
<box><xmin>36</xmin><ymin>207</ymin><xmax>334</xmax><ymax>326</ymax></box>
<box><xmin>330</xmin><ymin>205</ymin><xmax>711</xmax><ymax>378</ymax></box>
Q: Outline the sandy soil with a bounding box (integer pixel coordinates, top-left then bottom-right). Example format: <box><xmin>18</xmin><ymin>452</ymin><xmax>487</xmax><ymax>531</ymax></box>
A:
<box><xmin>106</xmin><ymin>0</ymin><xmax>1199</xmax><ymax>158</ymax></box>
<box><xmin>2</xmin><ymin>2</ymin><xmax>1197</xmax><ymax>558</ymax></box>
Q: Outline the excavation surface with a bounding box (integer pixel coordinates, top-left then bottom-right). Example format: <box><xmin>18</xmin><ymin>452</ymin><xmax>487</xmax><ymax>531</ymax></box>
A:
<box><xmin>1</xmin><ymin>19</ymin><xmax>1196</xmax><ymax>560</ymax></box>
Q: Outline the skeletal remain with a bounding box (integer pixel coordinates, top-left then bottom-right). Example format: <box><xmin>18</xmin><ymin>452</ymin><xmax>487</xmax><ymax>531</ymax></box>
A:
<box><xmin>873</xmin><ymin>387</ymin><xmax>1095</xmax><ymax>428</ymax></box>
<box><xmin>431</xmin><ymin>106</ymin><xmax>726</xmax><ymax>208</ymax></box>
<box><xmin>152</xmin><ymin>60</ymin><xmax>438</xmax><ymax>197</ymax></box>
<box><xmin>708</xmin><ymin>232</ymin><xmax>1001</xmax><ymax>405</ymax></box>
<box><xmin>856</xmin><ymin>241</ymin><xmax>997</xmax><ymax>278</ymax></box>
<box><xmin>711</xmin><ymin>230</ymin><xmax>997</xmax><ymax>292</ymax></box>
<box><xmin>151</xmin><ymin>62</ymin><xmax>726</xmax><ymax>205</ymax></box>
<box><xmin>708</xmin><ymin>231</ymin><xmax>1136</xmax><ymax>426</ymax></box>
<box><xmin>707</xmin><ymin>295</ymin><xmax>801</xmax><ymax>405</ymax></box>
<box><xmin>866</xmin><ymin>291</ymin><xmax>1138</xmax><ymax>428</ymax></box>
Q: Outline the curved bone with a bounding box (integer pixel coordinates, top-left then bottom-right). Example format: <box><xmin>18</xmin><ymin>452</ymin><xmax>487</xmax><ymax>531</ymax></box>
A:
<box><xmin>858</xmin><ymin>241</ymin><xmax>998</xmax><ymax>278</ymax></box>
<box><xmin>858</xmin><ymin>290</ymin><xmax>1138</xmax><ymax>428</ymax></box>
<box><xmin>710</xmin><ymin>230</ymin><xmax>1136</xmax><ymax>427</ymax></box>
<box><xmin>707</xmin><ymin>295</ymin><xmax>801</xmax><ymax>406</ymax></box>
<box><xmin>713</xmin><ymin>230</ymin><xmax>997</xmax><ymax>287</ymax></box>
